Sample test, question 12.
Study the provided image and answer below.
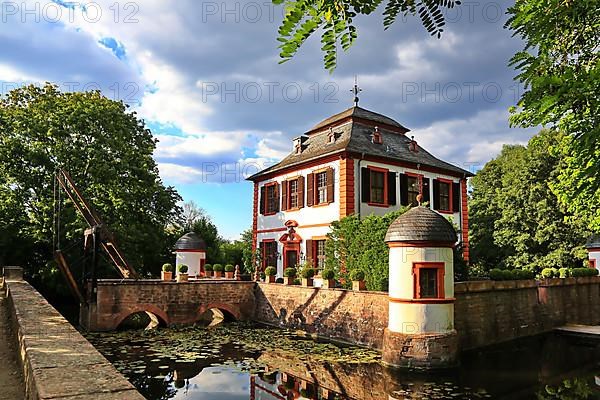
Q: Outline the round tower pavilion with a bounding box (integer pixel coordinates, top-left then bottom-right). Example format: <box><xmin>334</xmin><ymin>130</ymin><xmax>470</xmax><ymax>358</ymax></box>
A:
<box><xmin>382</xmin><ymin>206</ymin><xmax>459</xmax><ymax>368</ymax></box>
<box><xmin>174</xmin><ymin>232</ymin><xmax>207</xmax><ymax>278</ymax></box>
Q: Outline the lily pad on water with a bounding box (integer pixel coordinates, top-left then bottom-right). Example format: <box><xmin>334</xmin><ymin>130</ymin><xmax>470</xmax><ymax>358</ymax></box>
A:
<box><xmin>85</xmin><ymin>322</ymin><xmax>381</xmax><ymax>382</ymax></box>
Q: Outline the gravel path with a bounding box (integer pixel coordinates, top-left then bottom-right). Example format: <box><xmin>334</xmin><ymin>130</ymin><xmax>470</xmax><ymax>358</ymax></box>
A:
<box><xmin>0</xmin><ymin>287</ymin><xmax>25</xmax><ymax>400</ymax></box>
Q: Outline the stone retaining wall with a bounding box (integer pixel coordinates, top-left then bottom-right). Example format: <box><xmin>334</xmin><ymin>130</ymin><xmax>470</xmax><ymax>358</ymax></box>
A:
<box><xmin>1</xmin><ymin>270</ymin><xmax>144</xmax><ymax>400</ymax></box>
<box><xmin>255</xmin><ymin>277</ymin><xmax>600</xmax><ymax>351</ymax></box>
<box><xmin>254</xmin><ymin>283</ymin><xmax>390</xmax><ymax>348</ymax></box>
<box><xmin>454</xmin><ymin>277</ymin><xmax>600</xmax><ymax>350</ymax></box>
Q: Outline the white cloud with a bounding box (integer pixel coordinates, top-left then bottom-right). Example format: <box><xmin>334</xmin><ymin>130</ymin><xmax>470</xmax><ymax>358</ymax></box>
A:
<box><xmin>412</xmin><ymin>108</ymin><xmax>533</xmax><ymax>171</ymax></box>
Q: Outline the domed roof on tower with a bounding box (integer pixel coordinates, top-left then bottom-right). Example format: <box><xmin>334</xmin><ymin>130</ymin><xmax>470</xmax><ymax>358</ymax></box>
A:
<box><xmin>384</xmin><ymin>206</ymin><xmax>458</xmax><ymax>244</ymax></box>
<box><xmin>174</xmin><ymin>232</ymin><xmax>207</xmax><ymax>251</ymax></box>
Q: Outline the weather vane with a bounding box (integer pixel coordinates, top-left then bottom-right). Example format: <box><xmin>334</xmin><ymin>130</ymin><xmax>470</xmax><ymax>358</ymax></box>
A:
<box><xmin>351</xmin><ymin>75</ymin><xmax>362</xmax><ymax>106</ymax></box>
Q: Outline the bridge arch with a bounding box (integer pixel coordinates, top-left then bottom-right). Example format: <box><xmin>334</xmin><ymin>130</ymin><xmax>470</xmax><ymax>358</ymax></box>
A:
<box><xmin>198</xmin><ymin>303</ymin><xmax>241</xmax><ymax>322</ymax></box>
<box><xmin>113</xmin><ymin>305</ymin><xmax>169</xmax><ymax>330</ymax></box>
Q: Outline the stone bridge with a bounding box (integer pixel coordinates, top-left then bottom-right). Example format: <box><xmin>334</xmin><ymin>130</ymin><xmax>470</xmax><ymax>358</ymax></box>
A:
<box><xmin>80</xmin><ymin>279</ymin><xmax>256</xmax><ymax>331</ymax></box>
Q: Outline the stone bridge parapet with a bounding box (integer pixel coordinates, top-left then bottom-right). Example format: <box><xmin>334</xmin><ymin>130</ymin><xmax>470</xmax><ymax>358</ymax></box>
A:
<box><xmin>80</xmin><ymin>279</ymin><xmax>256</xmax><ymax>331</ymax></box>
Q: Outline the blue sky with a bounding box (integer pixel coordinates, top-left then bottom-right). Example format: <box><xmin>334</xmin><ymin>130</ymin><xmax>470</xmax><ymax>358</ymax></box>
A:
<box><xmin>0</xmin><ymin>0</ymin><xmax>535</xmax><ymax>239</ymax></box>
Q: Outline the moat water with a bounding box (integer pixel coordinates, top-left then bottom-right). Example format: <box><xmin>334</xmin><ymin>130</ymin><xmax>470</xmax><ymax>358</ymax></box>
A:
<box><xmin>86</xmin><ymin>323</ymin><xmax>600</xmax><ymax>400</ymax></box>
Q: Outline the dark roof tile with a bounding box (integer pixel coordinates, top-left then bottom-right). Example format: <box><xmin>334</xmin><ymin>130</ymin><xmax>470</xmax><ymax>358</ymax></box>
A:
<box><xmin>174</xmin><ymin>232</ymin><xmax>207</xmax><ymax>251</ymax></box>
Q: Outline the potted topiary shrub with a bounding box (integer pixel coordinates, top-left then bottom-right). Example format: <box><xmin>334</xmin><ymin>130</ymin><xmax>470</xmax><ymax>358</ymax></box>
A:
<box><xmin>321</xmin><ymin>269</ymin><xmax>335</xmax><ymax>289</ymax></box>
<box><xmin>284</xmin><ymin>267</ymin><xmax>296</xmax><ymax>285</ymax></box>
<box><xmin>177</xmin><ymin>264</ymin><xmax>189</xmax><ymax>282</ymax></box>
<box><xmin>225</xmin><ymin>264</ymin><xmax>235</xmax><ymax>279</ymax></box>
<box><xmin>300</xmin><ymin>267</ymin><xmax>315</xmax><ymax>287</ymax></box>
<box><xmin>539</xmin><ymin>267</ymin><xmax>561</xmax><ymax>286</ymax></box>
<box><xmin>213</xmin><ymin>264</ymin><xmax>224</xmax><ymax>278</ymax></box>
<box><xmin>350</xmin><ymin>270</ymin><xmax>366</xmax><ymax>291</ymax></box>
<box><xmin>204</xmin><ymin>264</ymin><xmax>213</xmax><ymax>278</ymax></box>
<box><xmin>161</xmin><ymin>263</ymin><xmax>173</xmax><ymax>281</ymax></box>
<box><xmin>265</xmin><ymin>266</ymin><xmax>276</xmax><ymax>283</ymax></box>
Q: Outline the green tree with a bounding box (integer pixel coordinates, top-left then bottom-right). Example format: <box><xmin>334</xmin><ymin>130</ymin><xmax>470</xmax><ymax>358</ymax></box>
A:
<box><xmin>189</xmin><ymin>215</ymin><xmax>223</xmax><ymax>264</ymax></box>
<box><xmin>219</xmin><ymin>240</ymin><xmax>245</xmax><ymax>269</ymax></box>
<box><xmin>0</xmin><ymin>84</ymin><xmax>181</xmax><ymax>288</ymax></box>
<box><xmin>507</xmin><ymin>0</ymin><xmax>600</xmax><ymax>232</ymax></box>
<box><xmin>274</xmin><ymin>0</ymin><xmax>461</xmax><ymax>71</ymax></box>
<box><xmin>469</xmin><ymin>130</ymin><xmax>588</xmax><ymax>273</ymax></box>
<box><xmin>240</xmin><ymin>228</ymin><xmax>255</xmax><ymax>274</ymax></box>
<box><xmin>325</xmin><ymin>208</ymin><xmax>408</xmax><ymax>291</ymax></box>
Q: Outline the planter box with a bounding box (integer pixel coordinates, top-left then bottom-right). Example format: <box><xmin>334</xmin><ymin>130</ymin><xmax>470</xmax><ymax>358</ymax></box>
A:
<box><xmin>266</xmin><ymin>275</ymin><xmax>276</xmax><ymax>283</ymax></box>
<box><xmin>225</xmin><ymin>272</ymin><xmax>234</xmax><ymax>279</ymax></box>
<box><xmin>352</xmin><ymin>280</ymin><xmax>366</xmax><ymax>291</ymax></box>
<box><xmin>161</xmin><ymin>271</ymin><xmax>173</xmax><ymax>281</ymax></box>
<box><xmin>322</xmin><ymin>279</ymin><xmax>335</xmax><ymax>289</ymax></box>
<box><xmin>205</xmin><ymin>271</ymin><xmax>213</xmax><ymax>278</ymax></box>
<box><xmin>214</xmin><ymin>271</ymin><xmax>223</xmax><ymax>279</ymax></box>
<box><xmin>177</xmin><ymin>273</ymin><xmax>189</xmax><ymax>283</ymax></box>
<box><xmin>284</xmin><ymin>277</ymin><xmax>295</xmax><ymax>285</ymax></box>
<box><xmin>302</xmin><ymin>278</ymin><xmax>313</xmax><ymax>287</ymax></box>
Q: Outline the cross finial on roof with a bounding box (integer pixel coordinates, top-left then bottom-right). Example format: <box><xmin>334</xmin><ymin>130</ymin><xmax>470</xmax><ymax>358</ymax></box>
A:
<box><xmin>351</xmin><ymin>75</ymin><xmax>362</xmax><ymax>106</ymax></box>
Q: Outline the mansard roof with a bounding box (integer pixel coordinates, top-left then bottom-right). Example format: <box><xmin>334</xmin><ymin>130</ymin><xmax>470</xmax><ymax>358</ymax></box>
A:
<box><xmin>309</xmin><ymin>106</ymin><xmax>409</xmax><ymax>133</ymax></box>
<box><xmin>587</xmin><ymin>234</ymin><xmax>600</xmax><ymax>249</ymax></box>
<box><xmin>247</xmin><ymin>106</ymin><xmax>474</xmax><ymax>181</ymax></box>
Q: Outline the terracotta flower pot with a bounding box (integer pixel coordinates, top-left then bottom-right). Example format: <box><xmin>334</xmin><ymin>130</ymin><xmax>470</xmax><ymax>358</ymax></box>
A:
<box><xmin>266</xmin><ymin>275</ymin><xmax>276</xmax><ymax>283</ymax></box>
<box><xmin>225</xmin><ymin>271</ymin><xmax>234</xmax><ymax>279</ymax></box>
<box><xmin>352</xmin><ymin>280</ymin><xmax>366</xmax><ymax>291</ymax></box>
<box><xmin>214</xmin><ymin>271</ymin><xmax>223</xmax><ymax>279</ymax></box>
<box><xmin>205</xmin><ymin>271</ymin><xmax>213</xmax><ymax>278</ymax></box>
<box><xmin>322</xmin><ymin>279</ymin><xmax>335</xmax><ymax>289</ymax></box>
<box><xmin>177</xmin><ymin>273</ymin><xmax>188</xmax><ymax>283</ymax></box>
<box><xmin>302</xmin><ymin>278</ymin><xmax>313</xmax><ymax>287</ymax></box>
<box><xmin>161</xmin><ymin>271</ymin><xmax>173</xmax><ymax>281</ymax></box>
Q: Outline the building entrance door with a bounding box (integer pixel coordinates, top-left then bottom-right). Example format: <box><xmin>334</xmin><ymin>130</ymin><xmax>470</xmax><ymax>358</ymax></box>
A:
<box><xmin>285</xmin><ymin>250</ymin><xmax>298</xmax><ymax>270</ymax></box>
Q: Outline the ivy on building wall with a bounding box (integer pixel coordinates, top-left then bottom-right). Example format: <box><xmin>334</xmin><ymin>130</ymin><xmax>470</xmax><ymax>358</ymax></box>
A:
<box><xmin>325</xmin><ymin>208</ymin><xmax>408</xmax><ymax>292</ymax></box>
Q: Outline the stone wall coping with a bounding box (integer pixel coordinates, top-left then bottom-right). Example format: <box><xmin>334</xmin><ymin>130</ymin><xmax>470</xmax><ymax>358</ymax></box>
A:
<box><xmin>455</xmin><ymin>276</ymin><xmax>600</xmax><ymax>293</ymax></box>
<box><xmin>96</xmin><ymin>279</ymin><xmax>255</xmax><ymax>286</ymax></box>
<box><xmin>3</xmin><ymin>278</ymin><xmax>145</xmax><ymax>400</ymax></box>
<box><xmin>257</xmin><ymin>282</ymin><xmax>389</xmax><ymax>297</ymax></box>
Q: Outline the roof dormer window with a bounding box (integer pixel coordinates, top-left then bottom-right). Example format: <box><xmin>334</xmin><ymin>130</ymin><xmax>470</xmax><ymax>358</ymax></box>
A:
<box><xmin>327</xmin><ymin>128</ymin><xmax>339</xmax><ymax>144</ymax></box>
<box><xmin>371</xmin><ymin>126</ymin><xmax>383</xmax><ymax>145</ymax></box>
<box><xmin>409</xmin><ymin>136</ymin><xmax>419</xmax><ymax>152</ymax></box>
<box><xmin>293</xmin><ymin>136</ymin><xmax>308</xmax><ymax>154</ymax></box>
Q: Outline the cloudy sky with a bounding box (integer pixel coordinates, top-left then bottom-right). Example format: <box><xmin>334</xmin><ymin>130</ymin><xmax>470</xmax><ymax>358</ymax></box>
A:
<box><xmin>0</xmin><ymin>0</ymin><xmax>535</xmax><ymax>239</ymax></box>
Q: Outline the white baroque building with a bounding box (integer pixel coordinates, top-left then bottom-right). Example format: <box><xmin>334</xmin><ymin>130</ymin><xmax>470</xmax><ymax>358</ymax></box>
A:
<box><xmin>247</xmin><ymin>106</ymin><xmax>474</xmax><ymax>277</ymax></box>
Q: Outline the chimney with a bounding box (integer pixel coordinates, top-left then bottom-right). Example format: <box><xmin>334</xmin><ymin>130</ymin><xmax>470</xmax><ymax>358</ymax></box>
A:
<box><xmin>293</xmin><ymin>136</ymin><xmax>309</xmax><ymax>154</ymax></box>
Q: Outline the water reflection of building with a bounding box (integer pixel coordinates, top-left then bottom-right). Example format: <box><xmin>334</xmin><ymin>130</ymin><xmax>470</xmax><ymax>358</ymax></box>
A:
<box><xmin>126</xmin><ymin>332</ymin><xmax>600</xmax><ymax>400</ymax></box>
<box><xmin>251</xmin><ymin>350</ymin><xmax>393</xmax><ymax>400</ymax></box>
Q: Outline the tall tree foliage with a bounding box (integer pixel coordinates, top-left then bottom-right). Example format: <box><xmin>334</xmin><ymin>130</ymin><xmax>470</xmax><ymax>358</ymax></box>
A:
<box><xmin>469</xmin><ymin>130</ymin><xmax>588</xmax><ymax>272</ymax></box>
<box><xmin>507</xmin><ymin>0</ymin><xmax>600</xmax><ymax>232</ymax></box>
<box><xmin>274</xmin><ymin>0</ymin><xmax>461</xmax><ymax>71</ymax></box>
<box><xmin>0</xmin><ymin>84</ymin><xmax>181</xmax><ymax>286</ymax></box>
